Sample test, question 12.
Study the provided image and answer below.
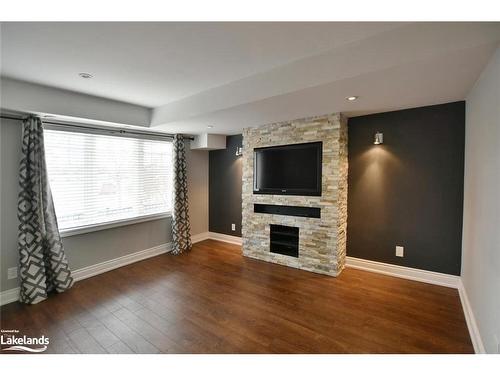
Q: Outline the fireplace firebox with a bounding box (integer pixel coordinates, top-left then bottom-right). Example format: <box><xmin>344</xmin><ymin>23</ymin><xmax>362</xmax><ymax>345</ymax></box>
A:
<box><xmin>270</xmin><ymin>224</ymin><xmax>299</xmax><ymax>257</ymax></box>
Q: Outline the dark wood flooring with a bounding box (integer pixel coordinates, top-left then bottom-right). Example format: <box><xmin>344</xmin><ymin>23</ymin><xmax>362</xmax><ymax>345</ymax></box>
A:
<box><xmin>0</xmin><ymin>239</ymin><xmax>473</xmax><ymax>353</ymax></box>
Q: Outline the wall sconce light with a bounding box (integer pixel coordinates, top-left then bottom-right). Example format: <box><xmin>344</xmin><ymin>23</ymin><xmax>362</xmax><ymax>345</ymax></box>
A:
<box><xmin>374</xmin><ymin>132</ymin><xmax>383</xmax><ymax>145</ymax></box>
<box><xmin>235</xmin><ymin>147</ymin><xmax>243</xmax><ymax>156</ymax></box>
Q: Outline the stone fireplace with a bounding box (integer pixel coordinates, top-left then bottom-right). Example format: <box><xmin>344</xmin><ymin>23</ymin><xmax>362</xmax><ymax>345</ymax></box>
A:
<box><xmin>241</xmin><ymin>113</ymin><xmax>348</xmax><ymax>276</ymax></box>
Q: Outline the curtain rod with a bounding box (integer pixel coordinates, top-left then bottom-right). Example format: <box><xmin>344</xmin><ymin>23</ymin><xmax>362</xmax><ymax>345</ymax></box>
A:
<box><xmin>0</xmin><ymin>114</ymin><xmax>195</xmax><ymax>141</ymax></box>
<box><xmin>0</xmin><ymin>114</ymin><xmax>25</xmax><ymax>121</ymax></box>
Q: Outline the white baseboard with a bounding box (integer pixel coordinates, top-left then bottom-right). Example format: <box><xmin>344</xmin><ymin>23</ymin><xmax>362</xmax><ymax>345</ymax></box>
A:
<box><xmin>0</xmin><ymin>242</ymin><xmax>172</xmax><ymax>306</ymax></box>
<box><xmin>207</xmin><ymin>232</ymin><xmax>242</xmax><ymax>245</ymax></box>
<box><xmin>72</xmin><ymin>243</ymin><xmax>172</xmax><ymax>281</ymax></box>
<box><xmin>458</xmin><ymin>279</ymin><xmax>485</xmax><ymax>353</ymax></box>
<box><xmin>191</xmin><ymin>232</ymin><xmax>211</xmax><ymax>244</ymax></box>
<box><xmin>346</xmin><ymin>256</ymin><xmax>485</xmax><ymax>353</ymax></box>
<box><xmin>0</xmin><ymin>287</ymin><xmax>21</xmax><ymax>306</ymax></box>
<box><xmin>346</xmin><ymin>256</ymin><xmax>460</xmax><ymax>289</ymax></box>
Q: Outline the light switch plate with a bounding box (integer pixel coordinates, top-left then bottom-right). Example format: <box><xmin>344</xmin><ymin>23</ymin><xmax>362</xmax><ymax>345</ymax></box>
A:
<box><xmin>231</xmin><ymin>223</ymin><xmax>236</xmax><ymax>231</ymax></box>
<box><xmin>396</xmin><ymin>246</ymin><xmax>404</xmax><ymax>257</ymax></box>
<box><xmin>7</xmin><ymin>267</ymin><xmax>18</xmax><ymax>280</ymax></box>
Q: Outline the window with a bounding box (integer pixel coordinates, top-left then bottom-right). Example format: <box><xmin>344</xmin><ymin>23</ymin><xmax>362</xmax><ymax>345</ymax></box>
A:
<box><xmin>44</xmin><ymin>128</ymin><xmax>173</xmax><ymax>233</ymax></box>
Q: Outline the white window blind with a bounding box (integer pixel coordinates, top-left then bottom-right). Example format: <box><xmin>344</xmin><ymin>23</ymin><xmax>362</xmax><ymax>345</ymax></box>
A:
<box><xmin>44</xmin><ymin>128</ymin><xmax>173</xmax><ymax>231</ymax></box>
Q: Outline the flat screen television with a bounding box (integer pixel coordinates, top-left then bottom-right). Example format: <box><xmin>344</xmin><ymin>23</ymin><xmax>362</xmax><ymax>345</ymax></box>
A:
<box><xmin>253</xmin><ymin>141</ymin><xmax>322</xmax><ymax>196</ymax></box>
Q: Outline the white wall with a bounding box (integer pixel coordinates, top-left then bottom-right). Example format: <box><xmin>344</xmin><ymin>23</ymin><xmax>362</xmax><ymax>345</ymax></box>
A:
<box><xmin>1</xmin><ymin>77</ymin><xmax>151</xmax><ymax>127</ymax></box>
<box><xmin>186</xmin><ymin>143</ymin><xmax>209</xmax><ymax>235</ymax></box>
<box><xmin>462</xmin><ymin>46</ymin><xmax>500</xmax><ymax>353</ymax></box>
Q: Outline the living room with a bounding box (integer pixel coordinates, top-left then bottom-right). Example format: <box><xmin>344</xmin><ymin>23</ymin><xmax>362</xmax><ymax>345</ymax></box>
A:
<box><xmin>1</xmin><ymin>2</ymin><xmax>499</xmax><ymax>374</ymax></box>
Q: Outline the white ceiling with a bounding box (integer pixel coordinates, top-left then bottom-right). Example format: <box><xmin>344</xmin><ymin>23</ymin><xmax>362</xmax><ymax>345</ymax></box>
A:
<box><xmin>0</xmin><ymin>22</ymin><xmax>402</xmax><ymax>107</ymax></box>
<box><xmin>1</xmin><ymin>22</ymin><xmax>500</xmax><ymax>135</ymax></box>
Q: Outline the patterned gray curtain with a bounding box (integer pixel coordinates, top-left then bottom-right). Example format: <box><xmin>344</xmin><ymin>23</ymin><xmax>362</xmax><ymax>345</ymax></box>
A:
<box><xmin>17</xmin><ymin>116</ymin><xmax>74</xmax><ymax>304</ymax></box>
<box><xmin>171</xmin><ymin>134</ymin><xmax>192</xmax><ymax>255</ymax></box>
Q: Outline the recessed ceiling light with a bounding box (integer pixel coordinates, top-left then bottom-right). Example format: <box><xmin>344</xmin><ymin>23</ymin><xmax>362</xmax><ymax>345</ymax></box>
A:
<box><xmin>207</xmin><ymin>125</ymin><xmax>214</xmax><ymax>129</ymax></box>
<box><xmin>78</xmin><ymin>72</ymin><xmax>93</xmax><ymax>79</ymax></box>
<box><xmin>346</xmin><ymin>96</ymin><xmax>358</xmax><ymax>101</ymax></box>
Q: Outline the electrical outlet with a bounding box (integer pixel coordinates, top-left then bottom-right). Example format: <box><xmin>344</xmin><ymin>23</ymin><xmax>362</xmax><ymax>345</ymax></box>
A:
<box><xmin>7</xmin><ymin>267</ymin><xmax>18</xmax><ymax>280</ymax></box>
<box><xmin>231</xmin><ymin>223</ymin><xmax>236</xmax><ymax>231</ymax></box>
<box><xmin>396</xmin><ymin>246</ymin><xmax>404</xmax><ymax>257</ymax></box>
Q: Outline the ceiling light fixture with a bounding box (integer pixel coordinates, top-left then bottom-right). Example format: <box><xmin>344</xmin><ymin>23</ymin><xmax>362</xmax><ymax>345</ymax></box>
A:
<box><xmin>346</xmin><ymin>96</ymin><xmax>358</xmax><ymax>101</ymax></box>
<box><xmin>78</xmin><ymin>72</ymin><xmax>93</xmax><ymax>79</ymax></box>
<box><xmin>207</xmin><ymin>125</ymin><xmax>214</xmax><ymax>129</ymax></box>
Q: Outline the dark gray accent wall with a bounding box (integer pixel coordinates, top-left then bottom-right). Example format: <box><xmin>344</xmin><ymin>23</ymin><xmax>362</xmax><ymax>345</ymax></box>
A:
<box><xmin>209</xmin><ymin>134</ymin><xmax>243</xmax><ymax>236</ymax></box>
<box><xmin>347</xmin><ymin>101</ymin><xmax>465</xmax><ymax>275</ymax></box>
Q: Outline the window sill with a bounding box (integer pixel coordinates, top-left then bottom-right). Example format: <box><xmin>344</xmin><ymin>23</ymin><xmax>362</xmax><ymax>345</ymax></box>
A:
<box><xmin>59</xmin><ymin>212</ymin><xmax>172</xmax><ymax>238</ymax></box>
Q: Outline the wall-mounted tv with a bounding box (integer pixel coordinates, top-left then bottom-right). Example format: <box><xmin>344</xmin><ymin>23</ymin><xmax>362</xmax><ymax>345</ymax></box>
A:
<box><xmin>253</xmin><ymin>141</ymin><xmax>322</xmax><ymax>196</ymax></box>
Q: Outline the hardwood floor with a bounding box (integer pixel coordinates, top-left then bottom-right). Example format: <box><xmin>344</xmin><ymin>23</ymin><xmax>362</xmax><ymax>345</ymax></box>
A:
<box><xmin>0</xmin><ymin>239</ymin><xmax>473</xmax><ymax>354</ymax></box>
